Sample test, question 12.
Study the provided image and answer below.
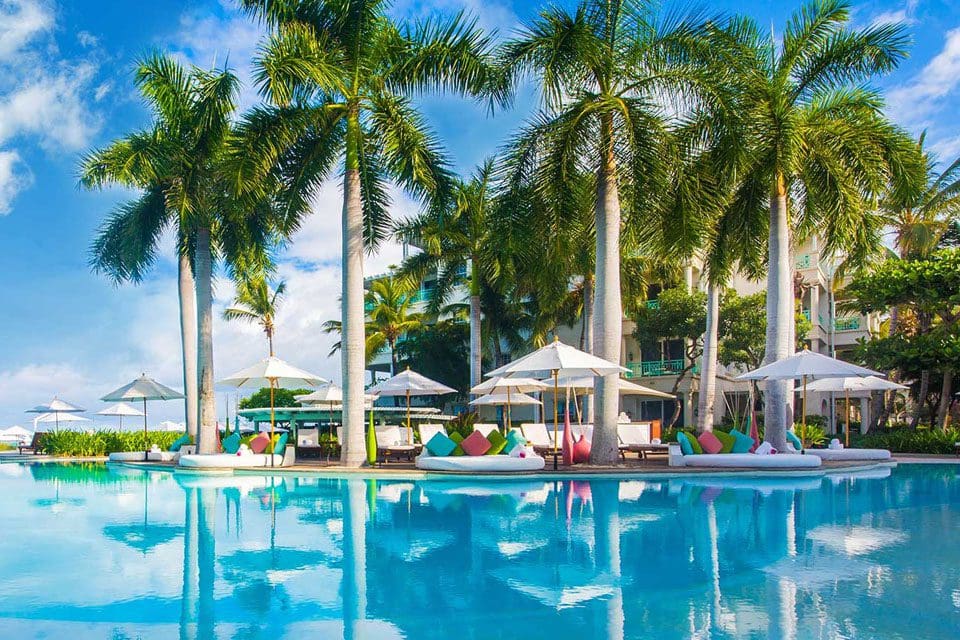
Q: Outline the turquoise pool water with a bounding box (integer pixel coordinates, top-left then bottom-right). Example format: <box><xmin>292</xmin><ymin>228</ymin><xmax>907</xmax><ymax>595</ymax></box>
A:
<box><xmin>0</xmin><ymin>463</ymin><xmax>957</xmax><ymax>639</ymax></box>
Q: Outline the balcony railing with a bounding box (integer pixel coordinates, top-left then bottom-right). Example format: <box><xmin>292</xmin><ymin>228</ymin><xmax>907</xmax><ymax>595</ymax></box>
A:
<box><xmin>835</xmin><ymin>316</ymin><xmax>861</xmax><ymax>331</ymax></box>
<box><xmin>801</xmin><ymin>309</ymin><xmax>811</xmax><ymax>322</ymax></box>
<box><xmin>625</xmin><ymin>359</ymin><xmax>698</xmax><ymax>378</ymax></box>
<box><xmin>645</xmin><ymin>299</ymin><xmax>660</xmax><ymax>309</ymax></box>
<box><xmin>795</xmin><ymin>254</ymin><xmax>813</xmax><ymax>269</ymax></box>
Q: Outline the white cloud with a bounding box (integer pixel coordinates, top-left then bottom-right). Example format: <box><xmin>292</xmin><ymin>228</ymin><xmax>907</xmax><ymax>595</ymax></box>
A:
<box><xmin>76</xmin><ymin>30</ymin><xmax>98</xmax><ymax>48</ymax></box>
<box><xmin>390</xmin><ymin>0</ymin><xmax>518</xmax><ymax>38</ymax></box>
<box><xmin>886</xmin><ymin>27</ymin><xmax>960</xmax><ymax>126</ymax></box>
<box><xmin>0</xmin><ymin>0</ymin><xmax>54</xmax><ymax>62</ymax></box>
<box><xmin>0</xmin><ymin>149</ymin><xmax>32</xmax><ymax>214</ymax></box>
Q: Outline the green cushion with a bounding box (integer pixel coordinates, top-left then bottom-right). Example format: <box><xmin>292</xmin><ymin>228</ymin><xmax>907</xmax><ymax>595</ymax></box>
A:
<box><xmin>675</xmin><ymin>431</ymin><xmax>694</xmax><ymax>455</ymax></box>
<box><xmin>684</xmin><ymin>431</ymin><xmax>703</xmax><ymax>454</ymax></box>
<box><xmin>426</xmin><ymin>432</ymin><xmax>457</xmax><ymax>457</ymax></box>
<box><xmin>169</xmin><ymin>433</ymin><xmax>191</xmax><ymax>452</ymax></box>
<box><xmin>222</xmin><ymin>432</ymin><xmax>241</xmax><ymax>454</ymax></box>
<box><xmin>449</xmin><ymin>432</ymin><xmax>465</xmax><ymax>456</ymax></box>
<box><xmin>729</xmin><ymin>429</ymin><xmax>754</xmax><ymax>454</ymax></box>
<box><xmin>486</xmin><ymin>429</ymin><xmax>508</xmax><ymax>455</ymax></box>
<box><xmin>715</xmin><ymin>430</ymin><xmax>735</xmax><ymax>454</ymax></box>
<box><xmin>787</xmin><ymin>430</ymin><xmax>803</xmax><ymax>450</ymax></box>
<box><xmin>504</xmin><ymin>430</ymin><xmax>526</xmax><ymax>454</ymax></box>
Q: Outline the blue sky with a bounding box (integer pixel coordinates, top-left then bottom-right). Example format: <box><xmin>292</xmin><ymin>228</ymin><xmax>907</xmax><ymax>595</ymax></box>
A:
<box><xmin>0</xmin><ymin>0</ymin><xmax>957</xmax><ymax>429</ymax></box>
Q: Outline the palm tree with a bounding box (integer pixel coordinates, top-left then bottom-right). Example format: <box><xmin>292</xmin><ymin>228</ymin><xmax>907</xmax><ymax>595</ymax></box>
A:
<box><xmin>323</xmin><ymin>277</ymin><xmax>424</xmax><ymax>376</ymax></box>
<box><xmin>708</xmin><ymin>1</ymin><xmax>909</xmax><ymax>448</ymax></box>
<box><xmin>81</xmin><ymin>55</ymin><xmax>244</xmax><ymax>453</ymax></box>
<box><xmin>231</xmin><ymin>0</ymin><xmax>495</xmax><ymax>467</ymax></box>
<box><xmin>224</xmin><ymin>275</ymin><xmax>287</xmax><ymax>356</ymax></box>
<box><xmin>395</xmin><ymin>160</ymin><xmax>499</xmax><ymax>394</ymax></box>
<box><xmin>499</xmin><ymin>0</ymin><xmax>713</xmax><ymax>464</ymax></box>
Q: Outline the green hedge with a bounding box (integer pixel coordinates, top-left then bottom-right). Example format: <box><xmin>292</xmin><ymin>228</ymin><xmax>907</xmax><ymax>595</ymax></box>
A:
<box><xmin>39</xmin><ymin>430</ymin><xmax>183</xmax><ymax>457</ymax></box>
<box><xmin>852</xmin><ymin>428</ymin><xmax>960</xmax><ymax>454</ymax></box>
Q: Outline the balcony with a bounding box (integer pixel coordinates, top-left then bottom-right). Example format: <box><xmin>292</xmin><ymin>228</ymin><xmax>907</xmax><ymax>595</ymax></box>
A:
<box><xmin>801</xmin><ymin>309</ymin><xmax>811</xmax><ymax>322</ymax></box>
<box><xmin>625</xmin><ymin>359</ymin><xmax>698</xmax><ymax>378</ymax></box>
<box><xmin>835</xmin><ymin>316</ymin><xmax>861</xmax><ymax>331</ymax></box>
<box><xmin>645</xmin><ymin>299</ymin><xmax>660</xmax><ymax>309</ymax></box>
<box><xmin>795</xmin><ymin>254</ymin><xmax>814</xmax><ymax>269</ymax></box>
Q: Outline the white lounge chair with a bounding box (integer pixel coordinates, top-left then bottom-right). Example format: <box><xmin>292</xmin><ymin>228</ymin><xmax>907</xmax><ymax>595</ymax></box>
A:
<box><xmin>570</xmin><ymin>424</ymin><xmax>594</xmax><ymax>442</ymax></box>
<box><xmin>521</xmin><ymin>423</ymin><xmax>557</xmax><ymax>452</ymax></box>
<box><xmin>376</xmin><ymin>425</ymin><xmax>417</xmax><ymax>462</ymax></box>
<box><xmin>418</xmin><ymin>423</ymin><xmax>447</xmax><ymax>444</ymax></box>
<box><xmin>473</xmin><ymin>423</ymin><xmax>499</xmax><ymax>438</ymax></box>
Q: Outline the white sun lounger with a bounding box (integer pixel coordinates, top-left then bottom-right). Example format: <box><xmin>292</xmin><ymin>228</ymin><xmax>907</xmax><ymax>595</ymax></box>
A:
<box><xmin>418</xmin><ymin>423</ymin><xmax>447</xmax><ymax>444</ymax></box>
<box><xmin>473</xmin><ymin>423</ymin><xmax>499</xmax><ymax>438</ymax></box>
<box><xmin>520</xmin><ymin>423</ymin><xmax>556</xmax><ymax>451</ymax></box>
<box><xmin>376</xmin><ymin>425</ymin><xmax>417</xmax><ymax>461</ymax></box>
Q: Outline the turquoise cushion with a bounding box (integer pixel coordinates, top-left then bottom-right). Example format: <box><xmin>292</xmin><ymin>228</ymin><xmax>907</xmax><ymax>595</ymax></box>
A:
<box><xmin>504</xmin><ymin>430</ymin><xmax>526</xmax><ymax>454</ymax></box>
<box><xmin>222</xmin><ymin>432</ymin><xmax>241</xmax><ymax>454</ymax></box>
<box><xmin>486</xmin><ymin>429</ymin><xmax>507</xmax><ymax>455</ymax></box>
<box><xmin>169</xmin><ymin>433</ymin><xmax>190</xmax><ymax>452</ymax></box>
<box><xmin>729</xmin><ymin>429</ymin><xmax>754</xmax><ymax>454</ymax></box>
<box><xmin>715</xmin><ymin>430</ymin><xmax>735</xmax><ymax>454</ymax></box>
<box><xmin>426</xmin><ymin>432</ymin><xmax>457</xmax><ymax>457</ymax></box>
<box><xmin>787</xmin><ymin>430</ymin><xmax>803</xmax><ymax>450</ymax></box>
<box><xmin>676</xmin><ymin>431</ymin><xmax>694</xmax><ymax>456</ymax></box>
<box><xmin>273</xmin><ymin>432</ymin><xmax>289</xmax><ymax>456</ymax></box>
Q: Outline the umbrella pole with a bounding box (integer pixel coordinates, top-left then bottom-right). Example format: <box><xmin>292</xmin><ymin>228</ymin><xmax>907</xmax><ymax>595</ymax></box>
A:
<box><xmin>553</xmin><ymin>370</ymin><xmax>559</xmax><ymax>454</ymax></box>
<box><xmin>143</xmin><ymin>397</ymin><xmax>148</xmax><ymax>462</ymax></box>
<box><xmin>801</xmin><ymin>375</ymin><xmax>807</xmax><ymax>449</ymax></box>
<box><xmin>270</xmin><ymin>379</ymin><xmax>276</xmax><ymax>468</ymax></box>
<box><xmin>406</xmin><ymin>389</ymin><xmax>412</xmax><ymax>445</ymax></box>
<box><xmin>506</xmin><ymin>389</ymin><xmax>511</xmax><ymax>434</ymax></box>
<box><xmin>845</xmin><ymin>390</ymin><xmax>850</xmax><ymax>449</ymax></box>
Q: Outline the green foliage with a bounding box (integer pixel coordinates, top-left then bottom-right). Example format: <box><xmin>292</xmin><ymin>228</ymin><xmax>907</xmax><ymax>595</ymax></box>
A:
<box><xmin>633</xmin><ymin>288</ymin><xmax>707</xmax><ymax>345</ymax></box>
<box><xmin>239</xmin><ymin>387</ymin><xmax>313</xmax><ymax>409</ymax></box>
<box><xmin>719</xmin><ymin>291</ymin><xmax>812</xmax><ymax>370</ymax></box>
<box><xmin>844</xmin><ymin>248</ymin><xmax>960</xmax><ymax>314</ymax></box>
<box><xmin>853</xmin><ymin>427</ymin><xmax>960</xmax><ymax>454</ymax></box>
<box><xmin>396</xmin><ymin>320</ymin><xmax>470</xmax><ymax>397</ymax></box>
<box><xmin>447</xmin><ymin>411</ymin><xmax>479</xmax><ymax>439</ymax></box>
<box><xmin>796</xmin><ymin>423</ymin><xmax>828</xmax><ymax>447</ymax></box>
<box><xmin>0</xmin><ymin>443</ymin><xmax>13</xmax><ymax>451</ymax></box>
<box><xmin>39</xmin><ymin>431</ymin><xmax>182</xmax><ymax>457</ymax></box>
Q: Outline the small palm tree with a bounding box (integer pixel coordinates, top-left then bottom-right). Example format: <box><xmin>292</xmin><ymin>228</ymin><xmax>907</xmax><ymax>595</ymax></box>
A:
<box><xmin>231</xmin><ymin>0</ymin><xmax>495</xmax><ymax>466</ymax></box>
<box><xmin>224</xmin><ymin>277</ymin><xmax>287</xmax><ymax>356</ymax></box>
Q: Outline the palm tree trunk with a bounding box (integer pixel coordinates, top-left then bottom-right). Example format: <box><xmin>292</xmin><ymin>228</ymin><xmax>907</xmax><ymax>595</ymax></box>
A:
<box><xmin>697</xmin><ymin>280</ymin><xmax>720</xmax><ymax>432</ymax></box>
<box><xmin>178</xmin><ymin>251</ymin><xmax>199</xmax><ymax>441</ymax></box>
<box><xmin>590</xmin><ymin>114</ymin><xmax>623</xmax><ymax>465</ymax></box>
<box><xmin>910</xmin><ymin>312</ymin><xmax>932</xmax><ymax>429</ymax></box>
<box><xmin>195</xmin><ymin>226</ymin><xmax>217</xmax><ymax>454</ymax></box>
<box><xmin>469</xmin><ymin>259</ymin><xmax>482</xmax><ymax>395</ymax></box>
<box><xmin>583</xmin><ymin>273</ymin><xmax>594</xmax><ymax>422</ymax></box>
<box><xmin>341</xmin><ymin>112</ymin><xmax>367</xmax><ymax>467</ymax></box>
<box><xmin>936</xmin><ymin>370</ymin><xmax>953</xmax><ymax>430</ymax></box>
<box><xmin>763</xmin><ymin>177</ymin><xmax>793</xmax><ymax>451</ymax></box>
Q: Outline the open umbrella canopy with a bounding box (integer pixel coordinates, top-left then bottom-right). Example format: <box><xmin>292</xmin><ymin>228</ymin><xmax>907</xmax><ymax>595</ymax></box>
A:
<box><xmin>737</xmin><ymin>350</ymin><xmax>879</xmax><ymax>381</ymax></box>
<box><xmin>470</xmin><ymin>392</ymin><xmax>542</xmax><ymax>407</ymax></box>
<box><xmin>551</xmin><ymin>374</ymin><xmax>675</xmax><ymax>399</ymax></box>
<box><xmin>295</xmin><ymin>383</ymin><xmax>379</xmax><ymax>405</ymax></box>
<box><xmin>34</xmin><ymin>412</ymin><xmax>90</xmax><ymax>424</ymax></box>
<box><xmin>0</xmin><ymin>426</ymin><xmax>31</xmax><ymax>443</ymax></box>
<box><xmin>486</xmin><ymin>338</ymin><xmax>626</xmax><ymax>377</ymax></box>
<box><xmin>470</xmin><ymin>376</ymin><xmax>548</xmax><ymax>395</ymax></box>
<box><xmin>102</xmin><ymin>374</ymin><xmax>185</xmax><ymax>402</ymax></box>
<box><xmin>368</xmin><ymin>369</ymin><xmax>456</xmax><ymax>397</ymax></box>
<box><xmin>804</xmin><ymin>376</ymin><xmax>908</xmax><ymax>392</ymax></box>
<box><xmin>26</xmin><ymin>397</ymin><xmax>85</xmax><ymax>413</ymax></box>
<box><xmin>98</xmin><ymin>402</ymin><xmax>145</xmax><ymax>417</ymax></box>
<box><xmin>218</xmin><ymin>356</ymin><xmax>327</xmax><ymax>389</ymax></box>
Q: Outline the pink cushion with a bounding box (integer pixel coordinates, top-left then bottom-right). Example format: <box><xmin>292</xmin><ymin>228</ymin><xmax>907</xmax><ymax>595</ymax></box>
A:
<box><xmin>460</xmin><ymin>430</ymin><xmax>491</xmax><ymax>456</ymax></box>
<box><xmin>698</xmin><ymin>432</ymin><xmax>723</xmax><ymax>454</ymax></box>
<box><xmin>572</xmin><ymin>436</ymin><xmax>591</xmax><ymax>463</ymax></box>
<box><xmin>249</xmin><ymin>433</ymin><xmax>271</xmax><ymax>454</ymax></box>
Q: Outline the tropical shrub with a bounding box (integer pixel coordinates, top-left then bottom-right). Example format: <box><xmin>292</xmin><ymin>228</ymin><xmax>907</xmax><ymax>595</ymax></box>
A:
<box><xmin>39</xmin><ymin>430</ymin><xmax>182</xmax><ymax>457</ymax></box>
<box><xmin>447</xmin><ymin>411</ymin><xmax>479</xmax><ymax>439</ymax></box>
<box><xmin>852</xmin><ymin>427</ymin><xmax>960</xmax><ymax>454</ymax></box>
<box><xmin>795</xmin><ymin>424</ymin><xmax>828</xmax><ymax>447</ymax></box>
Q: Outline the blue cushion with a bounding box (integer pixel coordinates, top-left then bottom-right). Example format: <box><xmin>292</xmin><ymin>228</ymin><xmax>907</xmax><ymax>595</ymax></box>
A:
<box><xmin>169</xmin><ymin>433</ymin><xmax>191</xmax><ymax>452</ymax></box>
<box><xmin>729</xmin><ymin>429</ymin><xmax>754</xmax><ymax>454</ymax></box>
<box><xmin>787</xmin><ymin>430</ymin><xmax>803</xmax><ymax>450</ymax></box>
<box><xmin>676</xmin><ymin>431</ymin><xmax>694</xmax><ymax>456</ymax></box>
<box><xmin>272</xmin><ymin>432</ymin><xmax>289</xmax><ymax>456</ymax></box>
<box><xmin>426</xmin><ymin>432</ymin><xmax>457</xmax><ymax>457</ymax></box>
<box><xmin>222</xmin><ymin>432</ymin><xmax>241</xmax><ymax>454</ymax></box>
<box><xmin>504</xmin><ymin>430</ymin><xmax>526</xmax><ymax>454</ymax></box>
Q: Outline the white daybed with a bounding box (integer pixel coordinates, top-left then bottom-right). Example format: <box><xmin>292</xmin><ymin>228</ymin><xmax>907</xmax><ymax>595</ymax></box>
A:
<box><xmin>178</xmin><ymin>449</ymin><xmax>290</xmax><ymax>469</ymax></box>
<box><xmin>415</xmin><ymin>451</ymin><xmax>545</xmax><ymax>472</ymax></box>
<box><xmin>107</xmin><ymin>451</ymin><xmax>151</xmax><ymax>462</ymax></box>
<box><xmin>806</xmin><ymin>448</ymin><xmax>891</xmax><ymax>461</ymax></box>
<box><xmin>668</xmin><ymin>444</ymin><xmax>821</xmax><ymax>468</ymax></box>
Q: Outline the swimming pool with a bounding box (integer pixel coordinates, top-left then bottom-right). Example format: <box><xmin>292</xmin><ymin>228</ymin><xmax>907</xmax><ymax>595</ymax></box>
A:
<box><xmin>0</xmin><ymin>463</ymin><xmax>956</xmax><ymax>639</ymax></box>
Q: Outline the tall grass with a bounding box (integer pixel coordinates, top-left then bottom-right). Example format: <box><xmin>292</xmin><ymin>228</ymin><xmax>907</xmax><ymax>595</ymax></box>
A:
<box><xmin>38</xmin><ymin>430</ymin><xmax>182</xmax><ymax>457</ymax></box>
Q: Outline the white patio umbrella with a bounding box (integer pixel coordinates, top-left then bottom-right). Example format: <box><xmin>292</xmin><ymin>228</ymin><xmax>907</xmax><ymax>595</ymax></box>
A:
<box><xmin>102</xmin><ymin>374</ymin><xmax>186</xmax><ymax>460</ymax></box>
<box><xmin>470</xmin><ymin>376</ymin><xmax>549</xmax><ymax>430</ymax></box>
<box><xmin>368</xmin><ymin>368</ymin><xmax>456</xmax><ymax>442</ymax></box>
<box><xmin>804</xmin><ymin>376</ymin><xmax>908</xmax><ymax>447</ymax></box>
<box><xmin>549</xmin><ymin>374</ymin><xmax>675</xmax><ymax>426</ymax></box>
<box><xmin>218</xmin><ymin>356</ymin><xmax>327</xmax><ymax>455</ymax></box>
<box><xmin>486</xmin><ymin>338</ymin><xmax>626</xmax><ymax>452</ymax></box>
<box><xmin>97</xmin><ymin>402</ymin><xmax>145</xmax><ymax>430</ymax></box>
<box><xmin>737</xmin><ymin>350</ymin><xmax>881</xmax><ymax>447</ymax></box>
<box><xmin>469</xmin><ymin>392</ymin><xmax>541</xmax><ymax>430</ymax></box>
<box><xmin>34</xmin><ymin>412</ymin><xmax>91</xmax><ymax>428</ymax></box>
<box><xmin>26</xmin><ymin>397</ymin><xmax>85</xmax><ymax>430</ymax></box>
<box><xmin>0</xmin><ymin>425</ymin><xmax>31</xmax><ymax>444</ymax></box>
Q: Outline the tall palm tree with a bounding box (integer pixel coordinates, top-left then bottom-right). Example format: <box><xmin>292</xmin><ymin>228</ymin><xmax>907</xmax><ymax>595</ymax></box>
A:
<box><xmin>231</xmin><ymin>0</ymin><xmax>495</xmax><ymax>467</ymax></box>
<box><xmin>323</xmin><ymin>277</ymin><xmax>424</xmax><ymax>376</ymax></box>
<box><xmin>499</xmin><ymin>0</ymin><xmax>713</xmax><ymax>464</ymax></box>
<box><xmin>708</xmin><ymin>1</ymin><xmax>909</xmax><ymax>448</ymax></box>
<box><xmin>224</xmin><ymin>275</ymin><xmax>287</xmax><ymax>356</ymax></box>
<box><xmin>395</xmin><ymin>160</ymin><xmax>499</xmax><ymax>394</ymax></box>
<box><xmin>81</xmin><ymin>55</ymin><xmax>244</xmax><ymax>453</ymax></box>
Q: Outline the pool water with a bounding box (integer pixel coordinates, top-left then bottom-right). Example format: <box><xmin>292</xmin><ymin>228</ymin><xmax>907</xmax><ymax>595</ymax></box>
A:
<box><xmin>0</xmin><ymin>463</ymin><xmax>957</xmax><ymax>639</ymax></box>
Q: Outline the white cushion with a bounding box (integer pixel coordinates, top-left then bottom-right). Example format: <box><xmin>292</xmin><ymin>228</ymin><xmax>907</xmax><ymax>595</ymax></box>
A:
<box><xmin>806</xmin><ymin>448</ymin><xmax>891</xmax><ymax>461</ymax></box>
<box><xmin>681</xmin><ymin>453</ymin><xmax>821</xmax><ymax>468</ymax></box>
<box><xmin>178</xmin><ymin>453</ymin><xmax>286</xmax><ymax>468</ymax></box>
<box><xmin>415</xmin><ymin>453</ymin><xmax>545</xmax><ymax>472</ymax></box>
